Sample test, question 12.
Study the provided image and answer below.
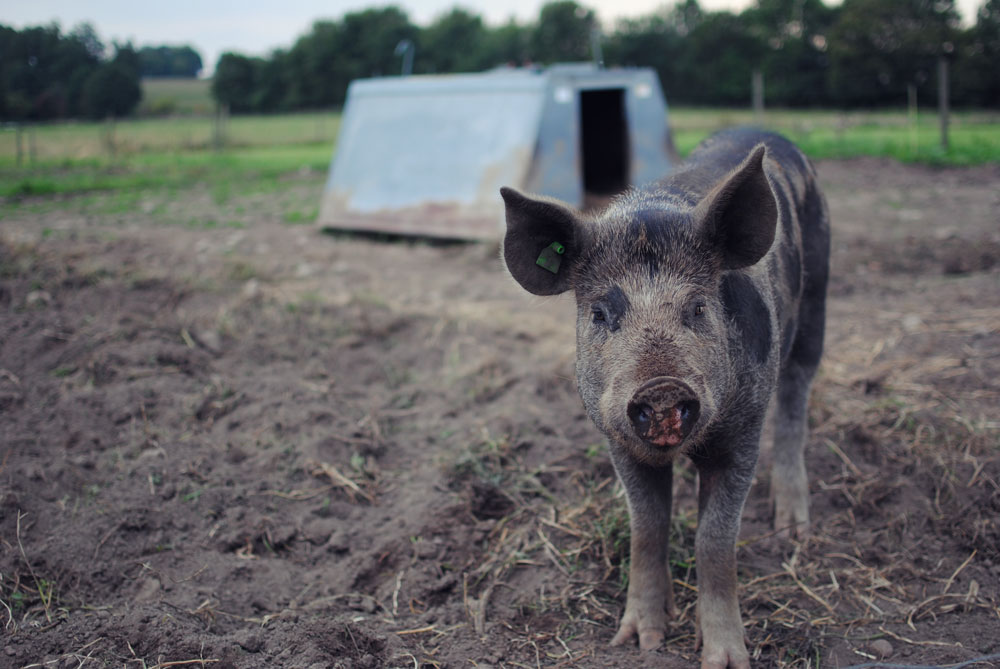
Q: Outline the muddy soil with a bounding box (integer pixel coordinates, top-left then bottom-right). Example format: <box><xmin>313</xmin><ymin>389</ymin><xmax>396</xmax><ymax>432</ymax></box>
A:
<box><xmin>1</xmin><ymin>158</ymin><xmax>999</xmax><ymax>668</ymax></box>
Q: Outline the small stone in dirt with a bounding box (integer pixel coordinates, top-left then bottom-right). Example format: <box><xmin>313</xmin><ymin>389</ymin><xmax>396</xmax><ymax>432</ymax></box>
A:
<box><xmin>413</xmin><ymin>540</ymin><xmax>438</xmax><ymax>559</ymax></box>
<box><xmin>243</xmin><ymin>279</ymin><xmax>260</xmax><ymax>299</ymax></box>
<box><xmin>235</xmin><ymin>629</ymin><xmax>265</xmax><ymax>653</ymax></box>
<box><xmin>869</xmin><ymin>639</ymin><xmax>893</xmax><ymax>658</ymax></box>
<box><xmin>326</xmin><ymin>529</ymin><xmax>350</xmax><ymax>554</ymax></box>
<box><xmin>25</xmin><ymin>290</ymin><xmax>52</xmax><ymax>308</ymax></box>
<box><xmin>134</xmin><ymin>577</ymin><xmax>161</xmax><ymax>602</ymax></box>
<box><xmin>303</xmin><ymin>517</ymin><xmax>338</xmax><ymax>544</ymax></box>
<box><xmin>195</xmin><ymin>329</ymin><xmax>222</xmax><ymax>354</ymax></box>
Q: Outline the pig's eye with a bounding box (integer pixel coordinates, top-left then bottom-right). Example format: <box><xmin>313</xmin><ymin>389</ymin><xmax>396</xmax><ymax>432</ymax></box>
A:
<box><xmin>684</xmin><ymin>301</ymin><xmax>708</xmax><ymax>328</ymax></box>
<box><xmin>591</xmin><ymin>303</ymin><xmax>621</xmax><ymax>331</ymax></box>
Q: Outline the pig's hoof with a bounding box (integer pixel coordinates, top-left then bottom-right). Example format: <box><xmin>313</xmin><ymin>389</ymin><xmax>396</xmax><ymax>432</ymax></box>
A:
<box><xmin>610</xmin><ymin>611</ymin><xmax>665</xmax><ymax>651</ymax></box>
<box><xmin>701</xmin><ymin>640</ymin><xmax>751</xmax><ymax>669</ymax></box>
<box><xmin>773</xmin><ymin>497</ymin><xmax>810</xmax><ymax>539</ymax></box>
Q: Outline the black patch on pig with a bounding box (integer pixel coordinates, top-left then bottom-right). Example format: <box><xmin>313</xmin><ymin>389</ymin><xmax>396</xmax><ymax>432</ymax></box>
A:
<box><xmin>774</xmin><ymin>189</ymin><xmax>802</xmax><ymax>297</ymax></box>
<box><xmin>721</xmin><ymin>273</ymin><xmax>771</xmax><ymax>365</ymax></box>
<box><xmin>625</xmin><ymin>209</ymin><xmax>691</xmax><ymax>278</ymax></box>
<box><xmin>628</xmin><ymin>209</ymin><xmax>676</xmax><ymax>247</ymax></box>
<box><xmin>780</xmin><ymin>321</ymin><xmax>797</xmax><ymax>361</ymax></box>
<box><xmin>599</xmin><ymin>285</ymin><xmax>630</xmax><ymax>331</ymax></box>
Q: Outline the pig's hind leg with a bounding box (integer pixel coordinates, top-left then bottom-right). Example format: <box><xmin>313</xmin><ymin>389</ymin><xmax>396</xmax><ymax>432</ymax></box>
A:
<box><xmin>771</xmin><ymin>287</ymin><xmax>826</xmax><ymax>538</ymax></box>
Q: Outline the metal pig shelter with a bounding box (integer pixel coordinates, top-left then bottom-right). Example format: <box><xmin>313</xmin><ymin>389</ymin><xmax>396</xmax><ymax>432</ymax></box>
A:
<box><xmin>318</xmin><ymin>64</ymin><xmax>676</xmax><ymax>240</ymax></box>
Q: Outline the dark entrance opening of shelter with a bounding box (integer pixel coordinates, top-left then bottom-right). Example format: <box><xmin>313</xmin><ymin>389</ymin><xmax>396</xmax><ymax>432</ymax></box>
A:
<box><xmin>580</xmin><ymin>88</ymin><xmax>629</xmax><ymax>196</ymax></box>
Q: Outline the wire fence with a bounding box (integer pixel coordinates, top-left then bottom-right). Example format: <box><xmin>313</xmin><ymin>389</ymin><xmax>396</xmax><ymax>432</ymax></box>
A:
<box><xmin>1</xmin><ymin>111</ymin><xmax>341</xmax><ymax>166</ymax></box>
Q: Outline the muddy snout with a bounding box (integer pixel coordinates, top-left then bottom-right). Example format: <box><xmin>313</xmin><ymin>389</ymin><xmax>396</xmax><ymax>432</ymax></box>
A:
<box><xmin>626</xmin><ymin>377</ymin><xmax>701</xmax><ymax>448</ymax></box>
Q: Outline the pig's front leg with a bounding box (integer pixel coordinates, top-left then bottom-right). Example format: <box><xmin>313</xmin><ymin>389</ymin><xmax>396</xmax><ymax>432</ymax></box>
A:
<box><xmin>608</xmin><ymin>449</ymin><xmax>677</xmax><ymax>650</ymax></box>
<box><xmin>694</xmin><ymin>457</ymin><xmax>756</xmax><ymax>669</ymax></box>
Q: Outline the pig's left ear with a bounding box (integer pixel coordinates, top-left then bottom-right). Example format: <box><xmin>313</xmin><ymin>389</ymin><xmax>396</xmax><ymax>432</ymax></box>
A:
<box><xmin>500</xmin><ymin>187</ymin><xmax>587</xmax><ymax>295</ymax></box>
<box><xmin>695</xmin><ymin>144</ymin><xmax>778</xmax><ymax>270</ymax></box>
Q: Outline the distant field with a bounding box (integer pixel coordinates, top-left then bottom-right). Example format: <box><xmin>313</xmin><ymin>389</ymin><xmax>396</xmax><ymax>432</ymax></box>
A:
<box><xmin>670</xmin><ymin>108</ymin><xmax>1000</xmax><ymax>165</ymax></box>
<box><xmin>140</xmin><ymin>77</ymin><xmax>214</xmax><ymax>116</ymax></box>
<box><xmin>1</xmin><ymin>107</ymin><xmax>997</xmax><ymax>199</ymax></box>
<box><xmin>0</xmin><ymin>112</ymin><xmax>339</xmax><ymax>160</ymax></box>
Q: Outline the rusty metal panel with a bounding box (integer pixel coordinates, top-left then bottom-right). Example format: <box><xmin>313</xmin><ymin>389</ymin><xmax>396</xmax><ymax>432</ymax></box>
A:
<box><xmin>320</xmin><ymin>71</ymin><xmax>546</xmax><ymax>240</ymax></box>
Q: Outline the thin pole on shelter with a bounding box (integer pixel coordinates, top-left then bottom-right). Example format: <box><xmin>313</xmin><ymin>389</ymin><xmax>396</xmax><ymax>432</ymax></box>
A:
<box><xmin>395</xmin><ymin>40</ymin><xmax>414</xmax><ymax>77</ymax></box>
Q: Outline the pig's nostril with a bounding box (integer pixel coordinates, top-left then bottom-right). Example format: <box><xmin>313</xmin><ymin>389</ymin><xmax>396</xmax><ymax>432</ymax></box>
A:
<box><xmin>676</xmin><ymin>400</ymin><xmax>700</xmax><ymax>432</ymax></box>
<box><xmin>627</xmin><ymin>401</ymin><xmax>654</xmax><ymax>436</ymax></box>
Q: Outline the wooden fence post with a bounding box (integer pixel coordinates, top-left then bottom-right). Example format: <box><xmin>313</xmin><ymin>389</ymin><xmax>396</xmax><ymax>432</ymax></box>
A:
<box><xmin>938</xmin><ymin>55</ymin><xmax>950</xmax><ymax>152</ymax></box>
<box><xmin>752</xmin><ymin>69</ymin><xmax>764</xmax><ymax>122</ymax></box>
<box><xmin>16</xmin><ymin>123</ymin><xmax>24</xmax><ymax>167</ymax></box>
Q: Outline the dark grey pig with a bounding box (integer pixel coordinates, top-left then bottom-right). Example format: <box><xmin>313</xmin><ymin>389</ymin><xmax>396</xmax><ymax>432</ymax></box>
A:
<box><xmin>500</xmin><ymin>127</ymin><xmax>829</xmax><ymax>668</ymax></box>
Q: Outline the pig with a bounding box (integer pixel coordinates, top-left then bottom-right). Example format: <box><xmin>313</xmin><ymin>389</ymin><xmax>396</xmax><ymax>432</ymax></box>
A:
<box><xmin>499</xmin><ymin>127</ymin><xmax>829</xmax><ymax>668</ymax></box>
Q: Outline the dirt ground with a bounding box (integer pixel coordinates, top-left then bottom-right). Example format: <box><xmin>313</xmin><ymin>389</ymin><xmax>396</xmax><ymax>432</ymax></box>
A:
<box><xmin>1</xmin><ymin>157</ymin><xmax>999</xmax><ymax>669</ymax></box>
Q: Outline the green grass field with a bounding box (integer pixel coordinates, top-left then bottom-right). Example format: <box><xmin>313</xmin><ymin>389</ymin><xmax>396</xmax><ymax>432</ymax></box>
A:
<box><xmin>1</xmin><ymin>107</ymin><xmax>997</xmax><ymax>201</ymax></box>
<box><xmin>670</xmin><ymin>107</ymin><xmax>1000</xmax><ymax>164</ymax></box>
<box><xmin>139</xmin><ymin>78</ymin><xmax>214</xmax><ymax>116</ymax></box>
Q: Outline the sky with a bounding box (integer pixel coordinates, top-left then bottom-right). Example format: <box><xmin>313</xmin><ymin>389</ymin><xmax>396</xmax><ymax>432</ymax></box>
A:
<box><xmin>3</xmin><ymin>0</ymin><xmax>985</xmax><ymax>76</ymax></box>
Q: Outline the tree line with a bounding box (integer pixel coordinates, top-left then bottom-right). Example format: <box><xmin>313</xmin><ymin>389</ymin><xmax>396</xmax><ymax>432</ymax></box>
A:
<box><xmin>0</xmin><ymin>23</ymin><xmax>201</xmax><ymax>121</ymax></box>
<box><xmin>2</xmin><ymin>0</ymin><xmax>997</xmax><ymax>122</ymax></box>
<box><xmin>213</xmin><ymin>0</ymin><xmax>999</xmax><ymax>112</ymax></box>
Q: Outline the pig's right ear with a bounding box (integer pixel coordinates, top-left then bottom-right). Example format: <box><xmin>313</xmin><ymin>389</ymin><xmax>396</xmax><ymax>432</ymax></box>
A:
<box><xmin>500</xmin><ymin>187</ymin><xmax>585</xmax><ymax>295</ymax></box>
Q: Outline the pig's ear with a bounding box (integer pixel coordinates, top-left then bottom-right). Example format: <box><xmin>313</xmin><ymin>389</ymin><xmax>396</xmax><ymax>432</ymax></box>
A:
<box><xmin>500</xmin><ymin>187</ymin><xmax>586</xmax><ymax>295</ymax></box>
<box><xmin>695</xmin><ymin>144</ymin><xmax>778</xmax><ymax>270</ymax></box>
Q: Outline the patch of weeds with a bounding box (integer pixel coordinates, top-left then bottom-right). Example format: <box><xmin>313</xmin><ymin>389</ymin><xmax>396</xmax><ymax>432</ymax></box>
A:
<box><xmin>50</xmin><ymin>366</ymin><xmax>77</xmax><ymax>378</ymax></box>
<box><xmin>286</xmin><ymin>290</ymin><xmax>322</xmax><ymax>314</ymax></box>
<box><xmin>381</xmin><ymin>362</ymin><xmax>412</xmax><ymax>389</ymax></box>
<box><xmin>283</xmin><ymin>207</ymin><xmax>318</xmax><ymax>225</ymax></box>
<box><xmin>211</xmin><ymin>181</ymin><xmax>231</xmax><ymax>205</ymax></box>
<box><xmin>593</xmin><ymin>497</ymin><xmax>631</xmax><ymax>587</ymax></box>
<box><xmin>669</xmin><ymin>510</ymin><xmax>697</xmax><ymax>572</ymax></box>
<box><xmin>182</xmin><ymin>217</ymin><xmax>218</xmax><ymax>229</ymax></box>
<box><xmin>226</xmin><ymin>260</ymin><xmax>258</xmax><ymax>281</ymax></box>
<box><xmin>182</xmin><ymin>487</ymin><xmax>203</xmax><ymax>503</ymax></box>
<box><xmin>351</xmin><ymin>291</ymin><xmax>389</xmax><ymax>310</ymax></box>
<box><xmin>451</xmin><ymin>430</ymin><xmax>515</xmax><ymax>488</ymax></box>
<box><xmin>97</xmin><ymin>190</ymin><xmax>143</xmax><ymax>215</ymax></box>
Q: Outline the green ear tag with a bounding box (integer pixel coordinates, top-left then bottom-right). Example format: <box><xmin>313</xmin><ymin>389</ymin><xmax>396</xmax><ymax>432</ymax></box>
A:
<box><xmin>536</xmin><ymin>241</ymin><xmax>566</xmax><ymax>274</ymax></box>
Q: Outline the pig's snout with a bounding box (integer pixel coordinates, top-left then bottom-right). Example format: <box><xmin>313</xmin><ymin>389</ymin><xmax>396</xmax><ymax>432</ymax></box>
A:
<box><xmin>626</xmin><ymin>377</ymin><xmax>701</xmax><ymax>448</ymax></box>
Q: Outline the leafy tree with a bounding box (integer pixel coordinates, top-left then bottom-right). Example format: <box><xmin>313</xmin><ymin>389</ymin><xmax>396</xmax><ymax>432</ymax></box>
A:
<box><xmin>531</xmin><ymin>1</ymin><xmax>598</xmax><ymax>63</ymax></box>
<box><xmin>80</xmin><ymin>42</ymin><xmax>141</xmax><ymax>118</ymax></box>
<box><xmin>828</xmin><ymin>0</ymin><xmax>960</xmax><ymax>106</ymax></box>
<box><xmin>418</xmin><ymin>8</ymin><xmax>490</xmax><ymax>73</ymax></box>
<box><xmin>482</xmin><ymin>19</ymin><xmax>531</xmax><ymax>67</ymax></box>
<box><xmin>0</xmin><ymin>22</ymin><xmax>106</xmax><ymax>119</ymax></box>
<box><xmin>253</xmin><ymin>49</ymin><xmax>290</xmax><ymax>111</ymax></box>
<box><xmin>212</xmin><ymin>52</ymin><xmax>260</xmax><ymax>112</ymax></box>
<box><xmin>81</xmin><ymin>62</ymin><xmax>140</xmax><ymax>118</ymax></box>
<box><xmin>603</xmin><ymin>10</ymin><xmax>686</xmax><ymax>99</ymax></box>
<box><xmin>279</xmin><ymin>8</ymin><xmax>417</xmax><ymax>109</ymax></box>
<box><xmin>953</xmin><ymin>0</ymin><xmax>1000</xmax><ymax>106</ymax></box>
<box><xmin>681</xmin><ymin>12</ymin><xmax>767</xmax><ymax>105</ymax></box>
<box><xmin>742</xmin><ymin>0</ymin><xmax>841</xmax><ymax>106</ymax></box>
<box><xmin>140</xmin><ymin>45</ymin><xmax>203</xmax><ymax>77</ymax></box>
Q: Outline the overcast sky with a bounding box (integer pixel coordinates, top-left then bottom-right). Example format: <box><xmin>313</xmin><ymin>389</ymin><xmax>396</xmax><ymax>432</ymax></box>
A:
<box><xmin>4</xmin><ymin>0</ymin><xmax>985</xmax><ymax>75</ymax></box>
